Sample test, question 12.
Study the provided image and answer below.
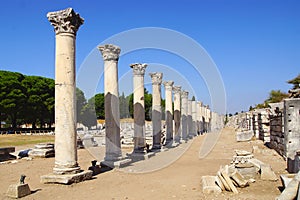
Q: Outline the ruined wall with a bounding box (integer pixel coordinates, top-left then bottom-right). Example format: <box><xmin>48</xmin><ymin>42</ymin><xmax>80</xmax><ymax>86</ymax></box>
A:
<box><xmin>284</xmin><ymin>98</ymin><xmax>300</xmax><ymax>173</ymax></box>
<box><xmin>269</xmin><ymin>113</ymin><xmax>285</xmax><ymax>157</ymax></box>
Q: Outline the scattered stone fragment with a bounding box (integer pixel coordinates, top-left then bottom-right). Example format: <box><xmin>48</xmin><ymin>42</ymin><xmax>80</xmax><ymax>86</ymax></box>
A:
<box><xmin>230</xmin><ymin>169</ymin><xmax>249</xmax><ymax>188</ymax></box>
<box><xmin>260</xmin><ymin>164</ymin><xmax>278</xmax><ymax>181</ymax></box>
<box><xmin>7</xmin><ymin>183</ymin><xmax>31</xmax><ymax>198</ymax></box>
<box><xmin>277</xmin><ymin>172</ymin><xmax>300</xmax><ymax>200</ymax></box>
<box><xmin>215</xmin><ymin>175</ymin><xmax>225</xmax><ymax>191</ymax></box>
<box><xmin>217</xmin><ymin>171</ymin><xmax>231</xmax><ymax>191</ymax></box>
<box><xmin>280</xmin><ymin>174</ymin><xmax>296</xmax><ymax>189</ymax></box>
<box><xmin>201</xmin><ymin>176</ymin><xmax>222</xmax><ymax>194</ymax></box>
<box><xmin>220</xmin><ymin>166</ymin><xmax>239</xmax><ymax>194</ymax></box>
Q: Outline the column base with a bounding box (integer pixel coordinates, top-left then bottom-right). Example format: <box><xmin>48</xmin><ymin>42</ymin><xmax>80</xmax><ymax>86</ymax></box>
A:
<box><xmin>53</xmin><ymin>166</ymin><xmax>81</xmax><ymax>175</ymax></box>
<box><xmin>41</xmin><ymin>170</ymin><xmax>93</xmax><ymax>184</ymax></box>
<box><xmin>127</xmin><ymin>151</ymin><xmax>155</xmax><ymax>161</ymax></box>
<box><xmin>100</xmin><ymin>158</ymin><xmax>132</xmax><ymax>169</ymax></box>
<box><xmin>151</xmin><ymin>144</ymin><xmax>161</xmax><ymax>151</ymax></box>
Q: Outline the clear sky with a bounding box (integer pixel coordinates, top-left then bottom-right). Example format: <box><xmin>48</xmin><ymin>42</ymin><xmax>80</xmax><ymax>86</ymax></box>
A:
<box><xmin>0</xmin><ymin>0</ymin><xmax>299</xmax><ymax>114</ymax></box>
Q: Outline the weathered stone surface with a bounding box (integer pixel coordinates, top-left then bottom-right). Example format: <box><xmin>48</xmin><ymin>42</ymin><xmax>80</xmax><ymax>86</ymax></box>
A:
<box><xmin>236</xmin><ymin>130</ymin><xmax>254</xmax><ymax>142</ymax></box>
<box><xmin>215</xmin><ymin>175</ymin><xmax>225</xmax><ymax>191</ymax></box>
<box><xmin>217</xmin><ymin>171</ymin><xmax>230</xmax><ymax>191</ymax></box>
<box><xmin>6</xmin><ymin>183</ymin><xmax>31</xmax><ymax>198</ymax></box>
<box><xmin>28</xmin><ymin>148</ymin><xmax>54</xmax><ymax>158</ymax></box>
<box><xmin>280</xmin><ymin>174</ymin><xmax>296</xmax><ymax>189</ymax></box>
<box><xmin>260</xmin><ymin>164</ymin><xmax>278</xmax><ymax>181</ymax></box>
<box><xmin>230</xmin><ymin>169</ymin><xmax>249</xmax><ymax>188</ymax></box>
<box><xmin>41</xmin><ymin>170</ymin><xmax>93</xmax><ymax>184</ymax></box>
<box><xmin>277</xmin><ymin>172</ymin><xmax>300</xmax><ymax>200</ymax></box>
<box><xmin>201</xmin><ymin>176</ymin><xmax>222</xmax><ymax>194</ymax></box>
<box><xmin>220</xmin><ymin>166</ymin><xmax>239</xmax><ymax>194</ymax></box>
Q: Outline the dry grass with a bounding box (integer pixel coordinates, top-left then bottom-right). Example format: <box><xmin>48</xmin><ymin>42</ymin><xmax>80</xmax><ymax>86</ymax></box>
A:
<box><xmin>0</xmin><ymin>135</ymin><xmax>54</xmax><ymax>147</ymax></box>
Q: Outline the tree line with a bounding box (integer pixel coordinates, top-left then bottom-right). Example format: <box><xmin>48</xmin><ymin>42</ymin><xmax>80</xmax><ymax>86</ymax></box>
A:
<box><xmin>0</xmin><ymin>70</ymin><xmax>166</xmax><ymax>129</ymax></box>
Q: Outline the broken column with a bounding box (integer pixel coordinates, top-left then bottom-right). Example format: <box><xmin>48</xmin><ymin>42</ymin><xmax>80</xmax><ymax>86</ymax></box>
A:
<box><xmin>181</xmin><ymin>90</ymin><xmax>189</xmax><ymax>141</ymax></box>
<box><xmin>131</xmin><ymin>63</ymin><xmax>148</xmax><ymax>153</ymax></box>
<box><xmin>163</xmin><ymin>81</ymin><xmax>174</xmax><ymax>145</ymax></box>
<box><xmin>98</xmin><ymin>44</ymin><xmax>124</xmax><ymax>166</ymax></box>
<box><xmin>149</xmin><ymin>72</ymin><xmax>163</xmax><ymax>150</ymax></box>
<box><xmin>173</xmin><ymin>86</ymin><xmax>182</xmax><ymax>143</ymax></box>
<box><xmin>41</xmin><ymin>8</ymin><xmax>92</xmax><ymax>184</ymax></box>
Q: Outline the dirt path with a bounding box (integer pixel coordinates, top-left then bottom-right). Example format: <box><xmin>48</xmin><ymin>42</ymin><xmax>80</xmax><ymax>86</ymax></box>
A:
<box><xmin>0</xmin><ymin>128</ymin><xmax>287</xmax><ymax>199</ymax></box>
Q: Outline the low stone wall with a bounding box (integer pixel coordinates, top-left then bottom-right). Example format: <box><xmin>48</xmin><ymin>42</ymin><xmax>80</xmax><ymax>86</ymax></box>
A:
<box><xmin>269</xmin><ymin>114</ymin><xmax>285</xmax><ymax>157</ymax></box>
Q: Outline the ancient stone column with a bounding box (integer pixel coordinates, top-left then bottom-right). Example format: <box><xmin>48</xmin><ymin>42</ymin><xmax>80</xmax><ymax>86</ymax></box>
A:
<box><xmin>163</xmin><ymin>81</ymin><xmax>174</xmax><ymax>145</ymax></box>
<box><xmin>181</xmin><ymin>90</ymin><xmax>189</xmax><ymax>141</ymax></box>
<box><xmin>47</xmin><ymin>8</ymin><xmax>83</xmax><ymax>175</ymax></box>
<box><xmin>98</xmin><ymin>44</ymin><xmax>122</xmax><ymax>162</ymax></box>
<box><xmin>192</xmin><ymin>100</ymin><xmax>197</xmax><ymax>136</ymax></box>
<box><xmin>150</xmin><ymin>72</ymin><xmax>163</xmax><ymax>150</ymax></box>
<box><xmin>131</xmin><ymin>63</ymin><xmax>148</xmax><ymax>153</ymax></box>
<box><xmin>187</xmin><ymin>99</ymin><xmax>193</xmax><ymax>138</ymax></box>
<box><xmin>173</xmin><ymin>86</ymin><xmax>181</xmax><ymax>143</ymax></box>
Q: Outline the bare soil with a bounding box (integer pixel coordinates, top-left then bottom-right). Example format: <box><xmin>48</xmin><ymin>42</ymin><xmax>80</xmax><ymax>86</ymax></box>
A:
<box><xmin>0</xmin><ymin>128</ymin><xmax>287</xmax><ymax>199</ymax></box>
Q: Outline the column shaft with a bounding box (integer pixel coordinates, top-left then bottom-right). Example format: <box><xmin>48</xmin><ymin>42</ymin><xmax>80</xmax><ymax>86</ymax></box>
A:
<box><xmin>173</xmin><ymin>86</ymin><xmax>181</xmax><ymax>143</ymax></box>
<box><xmin>164</xmin><ymin>81</ymin><xmax>174</xmax><ymax>144</ymax></box>
<box><xmin>181</xmin><ymin>91</ymin><xmax>188</xmax><ymax>140</ymax></box>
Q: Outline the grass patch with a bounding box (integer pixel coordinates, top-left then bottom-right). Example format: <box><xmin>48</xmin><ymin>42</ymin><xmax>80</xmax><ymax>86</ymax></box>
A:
<box><xmin>0</xmin><ymin>135</ymin><xmax>54</xmax><ymax>147</ymax></box>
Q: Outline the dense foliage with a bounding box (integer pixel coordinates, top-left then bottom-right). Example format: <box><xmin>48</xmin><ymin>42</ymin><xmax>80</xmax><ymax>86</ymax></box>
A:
<box><xmin>0</xmin><ymin>70</ymin><xmax>166</xmax><ymax>129</ymax></box>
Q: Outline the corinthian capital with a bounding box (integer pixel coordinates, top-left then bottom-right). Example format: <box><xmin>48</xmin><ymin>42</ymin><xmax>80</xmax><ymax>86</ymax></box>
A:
<box><xmin>47</xmin><ymin>8</ymin><xmax>84</xmax><ymax>35</ymax></box>
<box><xmin>163</xmin><ymin>81</ymin><xmax>174</xmax><ymax>91</ymax></box>
<box><xmin>149</xmin><ymin>72</ymin><xmax>163</xmax><ymax>85</ymax></box>
<box><xmin>173</xmin><ymin>86</ymin><xmax>181</xmax><ymax>94</ymax></box>
<box><xmin>181</xmin><ymin>90</ymin><xmax>189</xmax><ymax>98</ymax></box>
<box><xmin>130</xmin><ymin>63</ymin><xmax>148</xmax><ymax>76</ymax></box>
<box><xmin>98</xmin><ymin>44</ymin><xmax>121</xmax><ymax>62</ymax></box>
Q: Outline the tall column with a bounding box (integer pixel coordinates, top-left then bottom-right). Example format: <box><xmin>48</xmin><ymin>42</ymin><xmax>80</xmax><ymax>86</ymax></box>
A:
<box><xmin>131</xmin><ymin>63</ymin><xmax>148</xmax><ymax>153</ymax></box>
<box><xmin>173</xmin><ymin>86</ymin><xmax>181</xmax><ymax>143</ymax></box>
<box><xmin>150</xmin><ymin>72</ymin><xmax>163</xmax><ymax>150</ymax></box>
<box><xmin>192</xmin><ymin>100</ymin><xmax>197</xmax><ymax>136</ymax></box>
<box><xmin>42</xmin><ymin>8</ymin><xmax>92</xmax><ymax>184</ymax></box>
<box><xmin>187</xmin><ymin>99</ymin><xmax>193</xmax><ymax>138</ymax></box>
<box><xmin>47</xmin><ymin>8</ymin><xmax>83</xmax><ymax>175</ymax></box>
<box><xmin>98</xmin><ymin>44</ymin><xmax>122</xmax><ymax>162</ymax></box>
<box><xmin>163</xmin><ymin>81</ymin><xmax>174</xmax><ymax>145</ymax></box>
<box><xmin>181</xmin><ymin>90</ymin><xmax>189</xmax><ymax>141</ymax></box>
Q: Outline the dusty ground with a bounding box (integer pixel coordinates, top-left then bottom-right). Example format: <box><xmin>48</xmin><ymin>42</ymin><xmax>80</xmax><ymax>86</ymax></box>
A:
<box><xmin>0</xmin><ymin>128</ymin><xmax>287</xmax><ymax>199</ymax></box>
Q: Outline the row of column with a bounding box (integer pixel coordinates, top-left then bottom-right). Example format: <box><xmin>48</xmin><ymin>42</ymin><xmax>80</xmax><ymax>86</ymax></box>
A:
<box><xmin>45</xmin><ymin>8</ymin><xmax>215</xmax><ymax>179</ymax></box>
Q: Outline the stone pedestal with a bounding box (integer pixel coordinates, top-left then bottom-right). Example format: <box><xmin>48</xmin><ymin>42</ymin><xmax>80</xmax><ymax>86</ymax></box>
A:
<box><xmin>7</xmin><ymin>184</ymin><xmax>31</xmax><ymax>198</ymax></box>
<box><xmin>42</xmin><ymin>8</ymin><xmax>92</xmax><ymax>184</ymax></box>
<box><xmin>173</xmin><ymin>86</ymin><xmax>181</xmax><ymax>143</ymax></box>
<box><xmin>163</xmin><ymin>81</ymin><xmax>174</xmax><ymax>146</ymax></box>
<box><xmin>150</xmin><ymin>72</ymin><xmax>163</xmax><ymax>150</ymax></box>
<box><xmin>181</xmin><ymin>90</ymin><xmax>189</xmax><ymax>141</ymax></box>
<box><xmin>98</xmin><ymin>44</ymin><xmax>123</xmax><ymax>164</ymax></box>
<box><xmin>28</xmin><ymin>143</ymin><xmax>54</xmax><ymax>158</ymax></box>
<box><xmin>130</xmin><ymin>63</ymin><xmax>148</xmax><ymax>153</ymax></box>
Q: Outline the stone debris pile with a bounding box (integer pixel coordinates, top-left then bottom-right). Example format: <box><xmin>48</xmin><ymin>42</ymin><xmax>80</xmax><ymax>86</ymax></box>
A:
<box><xmin>202</xmin><ymin>149</ymin><xmax>278</xmax><ymax>194</ymax></box>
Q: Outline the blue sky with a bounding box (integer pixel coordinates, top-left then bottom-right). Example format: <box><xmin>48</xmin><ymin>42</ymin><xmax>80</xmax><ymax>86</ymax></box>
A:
<box><xmin>0</xmin><ymin>0</ymin><xmax>299</xmax><ymax>114</ymax></box>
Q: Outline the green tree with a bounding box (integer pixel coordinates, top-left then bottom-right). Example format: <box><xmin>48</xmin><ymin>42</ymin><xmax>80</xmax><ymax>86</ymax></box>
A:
<box><xmin>93</xmin><ymin>93</ymin><xmax>105</xmax><ymax>119</ymax></box>
<box><xmin>0</xmin><ymin>71</ymin><xmax>26</xmax><ymax>128</ymax></box>
<box><xmin>76</xmin><ymin>87</ymin><xmax>87</xmax><ymax>123</ymax></box>
<box><xmin>81</xmin><ymin>97</ymin><xmax>97</xmax><ymax>129</ymax></box>
<box><xmin>21</xmin><ymin>75</ymin><xmax>54</xmax><ymax>128</ymax></box>
<box><xmin>287</xmin><ymin>74</ymin><xmax>300</xmax><ymax>89</ymax></box>
<box><xmin>119</xmin><ymin>92</ymin><xmax>130</xmax><ymax>119</ymax></box>
<box><xmin>144</xmin><ymin>89</ymin><xmax>152</xmax><ymax>121</ymax></box>
<box><xmin>266</xmin><ymin>90</ymin><xmax>289</xmax><ymax>103</ymax></box>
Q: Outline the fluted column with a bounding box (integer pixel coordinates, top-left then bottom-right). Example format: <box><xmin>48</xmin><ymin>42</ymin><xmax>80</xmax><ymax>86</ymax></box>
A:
<box><xmin>131</xmin><ymin>63</ymin><xmax>148</xmax><ymax>153</ymax></box>
<box><xmin>98</xmin><ymin>44</ymin><xmax>122</xmax><ymax>162</ymax></box>
<box><xmin>181</xmin><ymin>90</ymin><xmax>189</xmax><ymax>141</ymax></box>
<box><xmin>173</xmin><ymin>86</ymin><xmax>181</xmax><ymax>143</ymax></box>
<box><xmin>163</xmin><ymin>81</ymin><xmax>174</xmax><ymax>145</ymax></box>
<box><xmin>150</xmin><ymin>72</ymin><xmax>163</xmax><ymax>150</ymax></box>
<box><xmin>47</xmin><ymin>8</ymin><xmax>83</xmax><ymax>175</ymax></box>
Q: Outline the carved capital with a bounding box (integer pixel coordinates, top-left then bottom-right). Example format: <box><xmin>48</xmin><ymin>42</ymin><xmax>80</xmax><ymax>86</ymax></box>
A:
<box><xmin>47</xmin><ymin>8</ymin><xmax>84</xmax><ymax>35</ymax></box>
<box><xmin>197</xmin><ymin>101</ymin><xmax>203</xmax><ymax>106</ymax></box>
<box><xmin>130</xmin><ymin>63</ymin><xmax>148</xmax><ymax>76</ymax></box>
<box><xmin>98</xmin><ymin>44</ymin><xmax>121</xmax><ymax>62</ymax></box>
<box><xmin>149</xmin><ymin>72</ymin><xmax>163</xmax><ymax>85</ymax></box>
<box><xmin>181</xmin><ymin>90</ymin><xmax>189</xmax><ymax>98</ymax></box>
<box><xmin>163</xmin><ymin>81</ymin><xmax>174</xmax><ymax>91</ymax></box>
<box><xmin>173</xmin><ymin>86</ymin><xmax>181</xmax><ymax>94</ymax></box>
